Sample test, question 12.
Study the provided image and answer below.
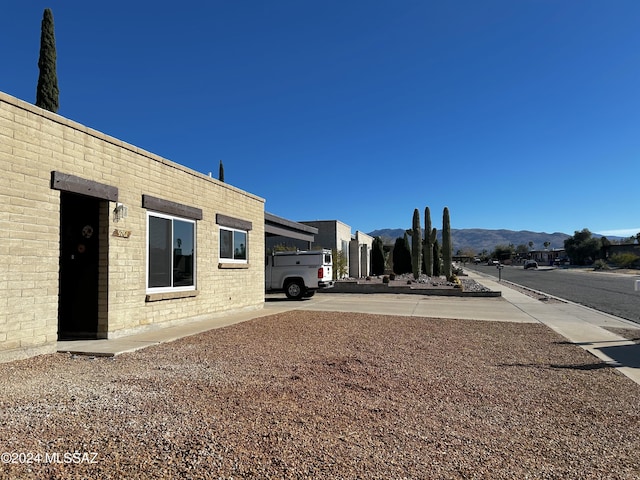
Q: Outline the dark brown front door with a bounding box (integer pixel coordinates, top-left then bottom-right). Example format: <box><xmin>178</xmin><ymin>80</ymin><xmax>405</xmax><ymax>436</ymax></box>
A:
<box><xmin>58</xmin><ymin>192</ymin><xmax>100</xmax><ymax>339</ymax></box>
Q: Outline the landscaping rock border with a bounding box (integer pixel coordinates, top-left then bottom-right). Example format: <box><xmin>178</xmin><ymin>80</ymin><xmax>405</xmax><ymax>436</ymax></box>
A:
<box><xmin>325</xmin><ymin>274</ymin><xmax>501</xmax><ymax>297</ymax></box>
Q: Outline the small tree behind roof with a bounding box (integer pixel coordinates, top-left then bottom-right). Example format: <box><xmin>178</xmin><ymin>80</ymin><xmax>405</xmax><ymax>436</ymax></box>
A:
<box><xmin>36</xmin><ymin>8</ymin><xmax>59</xmax><ymax>113</ymax></box>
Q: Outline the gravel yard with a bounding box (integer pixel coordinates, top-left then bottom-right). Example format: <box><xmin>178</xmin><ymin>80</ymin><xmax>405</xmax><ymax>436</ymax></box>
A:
<box><xmin>1</xmin><ymin>311</ymin><xmax>639</xmax><ymax>479</ymax></box>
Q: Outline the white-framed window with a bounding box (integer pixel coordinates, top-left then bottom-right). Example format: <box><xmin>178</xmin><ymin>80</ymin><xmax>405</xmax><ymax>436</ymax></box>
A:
<box><xmin>147</xmin><ymin>211</ymin><xmax>196</xmax><ymax>292</ymax></box>
<box><xmin>219</xmin><ymin>227</ymin><xmax>248</xmax><ymax>263</ymax></box>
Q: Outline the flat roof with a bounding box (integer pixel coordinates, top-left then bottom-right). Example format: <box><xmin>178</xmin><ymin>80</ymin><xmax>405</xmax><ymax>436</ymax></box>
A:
<box><xmin>265</xmin><ymin>212</ymin><xmax>318</xmax><ymax>242</ymax></box>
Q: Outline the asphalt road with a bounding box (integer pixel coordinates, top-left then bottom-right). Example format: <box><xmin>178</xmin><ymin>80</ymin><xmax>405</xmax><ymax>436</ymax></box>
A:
<box><xmin>468</xmin><ymin>264</ymin><xmax>640</xmax><ymax>325</ymax></box>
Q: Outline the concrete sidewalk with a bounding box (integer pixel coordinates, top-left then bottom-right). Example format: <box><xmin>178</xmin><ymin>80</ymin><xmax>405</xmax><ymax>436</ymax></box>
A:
<box><xmin>58</xmin><ymin>271</ymin><xmax>640</xmax><ymax>384</ymax></box>
<box><xmin>468</xmin><ymin>271</ymin><xmax>640</xmax><ymax>385</ymax></box>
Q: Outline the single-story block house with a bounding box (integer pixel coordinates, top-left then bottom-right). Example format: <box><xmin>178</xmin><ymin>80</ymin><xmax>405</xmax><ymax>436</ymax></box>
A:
<box><xmin>0</xmin><ymin>91</ymin><xmax>265</xmax><ymax>363</ymax></box>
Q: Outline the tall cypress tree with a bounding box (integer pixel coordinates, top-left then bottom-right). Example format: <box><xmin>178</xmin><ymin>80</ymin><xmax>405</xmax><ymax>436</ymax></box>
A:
<box><xmin>36</xmin><ymin>8</ymin><xmax>59</xmax><ymax>113</ymax></box>
<box><xmin>403</xmin><ymin>233</ymin><xmax>413</xmax><ymax>274</ymax></box>
<box><xmin>371</xmin><ymin>237</ymin><xmax>385</xmax><ymax>275</ymax></box>
<box><xmin>392</xmin><ymin>235</ymin><xmax>412</xmax><ymax>275</ymax></box>
<box><xmin>218</xmin><ymin>160</ymin><xmax>225</xmax><ymax>182</ymax></box>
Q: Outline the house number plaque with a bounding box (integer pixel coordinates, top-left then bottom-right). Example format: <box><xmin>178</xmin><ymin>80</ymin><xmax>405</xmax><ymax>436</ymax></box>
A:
<box><xmin>112</xmin><ymin>229</ymin><xmax>132</xmax><ymax>238</ymax></box>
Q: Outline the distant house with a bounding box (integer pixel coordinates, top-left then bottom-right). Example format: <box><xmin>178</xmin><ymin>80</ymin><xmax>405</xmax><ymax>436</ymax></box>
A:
<box><xmin>0</xmin><ymin>91</ymin><xmax>265</xmax><ymax>363</ymax></box>
<box><xmin>529</xmin><ymin>243</ymin><xmax>640</xmax><ymax>266</ymax></box>
<box><xmin>266</xmin><ymin>219</ymin><xmax>373</xmax><ymax>279</ymax></box>
<box><xmin>528</xmin><ymin>249</ymin><xmax>567</xmax><ymax>265</ymax></box>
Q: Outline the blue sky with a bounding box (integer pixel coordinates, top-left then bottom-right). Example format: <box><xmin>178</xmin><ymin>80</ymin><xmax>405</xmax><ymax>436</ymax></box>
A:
<box><xmin>2</xmin><ymin>1</ymin><xmax>639</xmax><ymax>237</ymax></box>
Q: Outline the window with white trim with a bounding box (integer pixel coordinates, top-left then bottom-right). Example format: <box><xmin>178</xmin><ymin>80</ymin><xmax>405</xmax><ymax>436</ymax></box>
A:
<box><xmin>219</xmin><ymin>227</ymin><xmax>248</xmax><ymax>263</ymax></box>
<box><xmin>147</xmin><ymin>212</ymin><xmax>196</xmax><ymax>292</ymax></box>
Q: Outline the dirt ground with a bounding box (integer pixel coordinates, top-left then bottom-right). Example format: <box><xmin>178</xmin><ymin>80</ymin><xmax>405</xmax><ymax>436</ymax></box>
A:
<box><xmin>1</xmin><ymin>311</ymin><xmax>639</xmax><ymax>479</ymax></box>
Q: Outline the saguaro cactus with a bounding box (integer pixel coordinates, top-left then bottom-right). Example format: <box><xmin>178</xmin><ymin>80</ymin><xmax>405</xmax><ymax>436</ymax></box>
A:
<box><xmin>433</xmin><ymin>237</ymin><xmax>441</xmax><ymax>277</ymax></box>
<box><xmin>442</xmin><ymin>207</ymin><xmax>452</xmax><ymax>279</ymax></box>
<box><xmin>423</xmin><ymin>207</ymin><xmax>435</xmax><ymax>277</ymax></box>
<box><xmin>411</xmin><ymin>209</ymin><xmax>422</xmax><ymax>280</ymax></box>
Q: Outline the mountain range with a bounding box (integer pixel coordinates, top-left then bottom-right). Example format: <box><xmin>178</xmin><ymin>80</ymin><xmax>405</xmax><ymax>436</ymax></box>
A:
<box><xmin>367</xmin><ymin>228</ymin><xmax>573</xmax><ymax>254</ymax></box>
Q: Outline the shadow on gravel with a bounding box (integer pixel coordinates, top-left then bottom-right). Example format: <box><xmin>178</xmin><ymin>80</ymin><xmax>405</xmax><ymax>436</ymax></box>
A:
<box><xmin>550</xmin><ymin>363</ymin><xmax>614</xmax><ymax>371</ymax></box>
<box><xmin>552</xmin><ymin>341</ymin><xmax>640</xmax><ymax>369</ymax></box>
<box><xmin>499</xmin><ymin>362</ymin><xmax>613</xmax><ymax>371</ymax></box>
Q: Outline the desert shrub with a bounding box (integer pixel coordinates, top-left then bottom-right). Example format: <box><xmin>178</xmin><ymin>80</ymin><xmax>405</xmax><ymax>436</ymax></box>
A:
<box><xmin>332</xmin><ymin>248</ymin><xmax>348</xmax><ymax>280</ymax></box>
<box><xmin>448</xmin><ymin>274</ymin><xmax>463</xmax><ymax>289</ymax></box>
<box><xmin>592</xmin><ymin>259</ymin><xmax>609</xmax><ymax>270</ymax></box>
<box><xmin>382</xmin><ymin>276</ymin><xmax>390</xmax><ymax>284</ymax></box>
<box><xmin>610</xmin><ymin>253</ymin><xmax>640</xmax><ymax>268</ymax></box>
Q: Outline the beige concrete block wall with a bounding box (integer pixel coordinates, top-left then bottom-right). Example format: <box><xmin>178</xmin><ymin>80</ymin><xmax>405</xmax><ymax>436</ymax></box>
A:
<box><xmin>0</xmin><ymin>100</ymin><xmax>61</xmax><ymax>362</ymax></box>
<box><xmin>0</xmin><ymin>91</ymin><xmax>264</xmax><ymax>362</ymax></box>
<box><xmin>350</xmin><ymin>231</ymin><xmax>373</xmax><ymax>278</ymax></box>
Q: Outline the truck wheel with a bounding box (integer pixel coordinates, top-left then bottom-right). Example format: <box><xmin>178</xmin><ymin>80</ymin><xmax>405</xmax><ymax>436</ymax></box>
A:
<box><xmin>285</xmin><ymin>280</ymin><xmax>304</xmax><ymax>300</ymax></box>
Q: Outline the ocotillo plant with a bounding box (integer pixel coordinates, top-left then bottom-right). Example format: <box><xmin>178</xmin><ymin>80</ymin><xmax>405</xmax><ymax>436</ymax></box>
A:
<box><xmin>423</xmin><ymin>206</ymin><xmax>435</xmax><ymax>277</ymax></box>
<box><xmin>411</xmin><ymin>209</ymin><xmax>422</xmax><ymax>279</ymax></box>
<box><xmin>442</xmin><ymin>207</ymin><xmax>452</xmax><ymax>279</ymax></box>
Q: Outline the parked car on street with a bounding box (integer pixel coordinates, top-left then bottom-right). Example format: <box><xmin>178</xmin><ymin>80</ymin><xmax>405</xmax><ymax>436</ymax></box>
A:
<box><xmin>524</xmin><ymin>260</ymin><xmax>538</xmax><ymax>269</ymax></box>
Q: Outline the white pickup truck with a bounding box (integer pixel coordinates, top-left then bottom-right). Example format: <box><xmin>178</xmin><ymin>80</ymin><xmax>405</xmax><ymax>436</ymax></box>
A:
<box><xmin>265</xmin><ymin>249</ymin><xmax>334</xmax><ymax>299</ymax></box>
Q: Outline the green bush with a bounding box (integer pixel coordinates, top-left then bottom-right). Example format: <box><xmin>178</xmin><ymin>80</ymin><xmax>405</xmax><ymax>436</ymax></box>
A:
<box><xmin>610</xmin><ymin>253</ymin><xmax>640</xmax><ymax>268</ymax></box>
<box><xmin>592</xmin><ymin>259</ymin><xmax>609</xmax><ymax>270</ymax></box>
<box><xmin>382</xmin><ymin>276</ymin><xmax>390</xmax><ymax>284</ymax></box>
<box><xmin>332</xmin><ymin>248</ymin><xmax>348</xmax><ymax>280</ymax></box>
